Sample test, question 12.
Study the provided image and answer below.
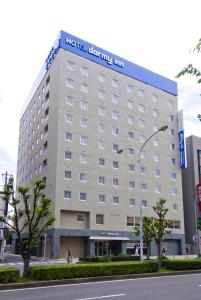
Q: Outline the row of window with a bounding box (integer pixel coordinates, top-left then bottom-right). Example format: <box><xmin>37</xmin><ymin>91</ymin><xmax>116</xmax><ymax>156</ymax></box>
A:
<box><xmin>66</xmin><ymin>60</ymin><xmax>175</xmax><ymax>107</ymax></box>
<box><xmin>65</xmin><ymin>132</ymin><xmax>176</xmax><ymax>152</ymax></box>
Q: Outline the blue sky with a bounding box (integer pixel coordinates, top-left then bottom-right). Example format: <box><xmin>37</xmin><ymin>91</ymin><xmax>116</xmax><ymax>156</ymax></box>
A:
<box><xmin>0</xmin><ymin>0</ymin><xmax>201</xmax><ymax>185</ymax></box>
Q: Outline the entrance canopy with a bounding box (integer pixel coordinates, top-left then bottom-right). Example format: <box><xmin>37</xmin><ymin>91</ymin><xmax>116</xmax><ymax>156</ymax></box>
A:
<box><xmin>89</xmin><ymin>236</ymin><xmax>129</xmax><ymax>241</ymax></box>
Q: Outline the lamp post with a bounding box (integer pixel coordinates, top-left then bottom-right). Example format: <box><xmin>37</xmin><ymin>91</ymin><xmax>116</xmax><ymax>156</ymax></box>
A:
<box><xmin>117</xmin><ymin>125</ymin><xmax>168</xmax><ymax>261</ymax></box>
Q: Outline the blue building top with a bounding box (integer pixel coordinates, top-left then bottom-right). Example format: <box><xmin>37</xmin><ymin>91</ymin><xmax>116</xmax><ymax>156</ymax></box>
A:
<box><xmin>56</xmin><ymin>30</ymin><xmax>177</xmax><ymax>96</ymax></box>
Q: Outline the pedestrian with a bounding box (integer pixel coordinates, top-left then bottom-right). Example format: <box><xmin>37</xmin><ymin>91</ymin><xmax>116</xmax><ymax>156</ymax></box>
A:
<box><xmin>186</xmin><ymin>245</ymin><xmax>189</xmax><ymax>255</ymax></box>
<box><xmin>66</xmin><ymin>248</ymin><xmax>71</xmax><ymax>263</ymax></box>
<box><xmin>162</xmin><ymin>247</ymin><xmax>166</xmax><ymax>256</ymax></box>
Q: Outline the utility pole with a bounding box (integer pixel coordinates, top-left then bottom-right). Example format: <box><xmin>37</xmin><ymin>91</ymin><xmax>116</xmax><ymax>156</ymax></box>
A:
<box><xmin>2</xmin><ymin>172</ymin><xmax>13</xmax><ymax>216</ymax></box>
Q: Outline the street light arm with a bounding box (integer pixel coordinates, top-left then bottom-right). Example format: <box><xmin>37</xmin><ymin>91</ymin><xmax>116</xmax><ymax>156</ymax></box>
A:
<box><xmin>138</xmin><ymin>125</ymin><xmax>168</xmax><ymax>162</ymax></box>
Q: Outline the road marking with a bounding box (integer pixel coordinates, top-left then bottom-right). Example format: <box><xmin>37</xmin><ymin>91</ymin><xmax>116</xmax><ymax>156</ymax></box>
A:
<box><xmin>77</xmin><ymin>294</ymin><xmax>126</xmax><ymax>300</ymax></box>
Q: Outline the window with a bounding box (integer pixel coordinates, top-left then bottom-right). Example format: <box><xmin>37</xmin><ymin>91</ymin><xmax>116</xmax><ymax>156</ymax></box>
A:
<box><xmin>153</xmin><ymin>109</ymin><xmax>159</xmax><ymax>118</ymax></box>
<box><xmin>65</xmin><ymin>132</ymin><xmax>73</xmax><ymax>142</ymax></box>
<box><xmin>77</xmin><ymin>214</ymin><xmax>85</xmax><ymax>222</ymax></box>
<box><xmin>141</xmin><ymin>183</ymin><xmax>147</xmax><ymax>191</ymax></box>
<box><xmin>99</xmin><ymin>89</ymin><xmax>106</xmax><ymax>99</ymax></box>
<box><xmin>152</xmin><ymin>94</ymin><xmax>158</xmax><ymax>103</ymax></box>
<box><xmin>154</xmin><ymin>153</ymin><xmax>160</xmax><ymax>161</ymax></box>
<box><xmin>139</xmin><ymin>135</ymin><xmax>146</xmax><ymax>143</ymax></box>
<box><xmin>128</xmin><ymin>131</ymin><xmax>134</xmax><ymax>139</ymax></box>
<box><xmin>98</xmin><ymin>106</ymin><xmax>106</xmax><ymax>116</ymax></box>
<box><xmin>113</xmin><ymin>161</ymin><xmax>119</xmax><ymax>169</ymax></box>
<box><xmin>99</xmin><ymin>158</ymin><xmax>105</xmax><ymax>166</ymax></box>
<box><xmin>112</xmin><ymin>144</ymin><xmax>118</xmax><ymax>152</ymax></box>
<box><xmin>142</xmin><ymin>200</ymin><xmax>147</xmax><ymax>207</ymax></box>
<box><xmin>173</xmin><ymin>203</ymin><xmax>178</xmax><ymax>211</ymax></box>
<box><xmin>99</xmin><ymin>176</ymin><xmax>105</xmax><ymax>184</ymax></box>
<box><xmin>64</xmin><ymin>151</ymin><xmax>72</xmax><ymax>160</ymax></box>
<box><xmin>168</xmin><ymin>100</ymin><xmax>173</xmax><ymax>108</ymax></box>
<box><xmin>80</xmin><ymin>173</ymin><xmax>87</xmax><ymax>182</ymax></box>
<box><xmin>139</xmin><ymin>104</ymin><xmax>145</xmax><ymax>112</ymax></box>
<box><xmin>65</xmin><ymin>113</ymin><xmax>73</xmax><ymax>123</ymax></box>
<box><xmin>138</xmin><ymin>89</ymin><xmax>144</xmax><ymax>97</ymax></box>
<box><xmin>81</xmin><ymin>83</ymin><xmax>88</xmax><ymax>93</ymax></box>
<box><xmin>172</xmin><ymin>188</ymin><xmax>177</xmax><ymax>195</ymax></box>
<box><xmin>113</xmin><ymin>178</ymin><xmax>119</xmax><ymax>186</ymax></box>
<box><xmin>127</xmin><ymin>216</ymin><xmax>134</xmax><ymax>226</ymax></box>
<box><xmin>138</xmin><ymin>119</ymin><xmax>145</xmax><ymax>127</ymax></box>
<box><xmin>128</xmin><ymin>148</ymin><xmax>134</xmax><ymax>155</ymax></box>
<box><xmin>127</xmin><ymin>84</ymin><xmax>134</xmax><ymax>93</ymax></box>
<box><xmin>81</xmin><ymin>66</ymin><xmax>88</xmax><ymax>76</ymax></box>
<box><xmin>112</xmin><ymin>110</ymin><xmax>119</xmax><ymax>119</ymax></box>
<box><xmin>64</xmin><ymin>190</ymin><xmax>71</xmax><ymax>199</ymax></box>
<box><xmin>113</xmin><ymin>196</ymin><xmax>119</xmax><ymax>204</ymax></box>
<box><xmin>155</xmin><ymin>169</ymin><xmax>160</xmax><ymax>177</ymax></box>
<box><xmin>99</xmin><ymin>122</ymin><xmax>106</xmax><ymax>132</ymax></box>
<box><xmin>80</xmin><ymin>154</ymin><xmax>88</xmax><ymax>164</ymax></box>
<box><xmin>129</xmin><ymin>198</ymin><xmax>135</xmax><ymax>206</ymax></box>
<box><xmin>155</xmin><ymin>184</ymin><xmax>161</xmax><ymax>193</ymax></box>
<box><xmin>96</xmin><ymin>214</ymin><xmax>104</xmax><ymax>224</ymax></box>
<box><xmin>80</xmin><ymin>117</ymin><xmax>88</xmax><ymax>127</ymax></box>
<box><xmin>129</xmin><ymin>164</ymin><xmax>135</xmax><ymax>172</ymax></box>
<box><xmin>153</xmin><ymin>124</ymin><xmax>159</xmax><ymax>131</ymax></box>
<box><xmin>154</xmin><ymin>138</ymin><xmax>160</xmax><ymax>147</ymax></box>
<box><xmin>129</xmin><ymin>181</ymin><xmax>135</xmax><ymax>189</ymax></box>
<box><xmin>140</xmin><ymin>150</ymin><xmax>146</xmax><ymax>159</ymax></box>
<box><xmin>98</xmin><ymin>140</ymin><xmax>105</xmax><ymax>149</ymax></box>
<box><xmin>127</xmin><ymin>100</ymin><xmax>134</xmax><ymax>109</ymax></box>
<box><xmin>99</xmin><ymin>194</ymin><xmax>105</xmax><ymax>203</ymax></box>
<box><xmin>169</xmin><ymin>128</ymin><xmax>174</xmax><ymax>136</ymax></box>
<box><xmin>80</xmin><ymin>192</ymin><xmax>87</xmax><ymax>201</ymax></box>
<box><xmin>171</xmin><ymin>158</ymin><xmax>176</xmax><ymax>165</ymax></box>
<box><xmin>171</xmin><ymin>172</ymin><xmax>177</xmax><ymax>180</ymax></box>
<box><xmin>67</xmin><ymin>60</ymin><xmax>74</xmax><ymax>71</ymax></box>
<box><xmin>112</xmin><ymin>127</ymin><xmax>119</xmax><ymax>135</ymax></box>
<box><xmin>80</xmin><ymin>100</ymin><xmax>88</xmax><ymax>110</ymax></box>
<box><xmin>128</xmin><ymin>115</ymin><xmax>134</xmax><ymax>124</ymax></box>
<box><xmin>66</xmin><ymin>78</ymin><xmax>74</xmax><ymax>88</ymax></box>
<box><xmin>112</xmin><ymin>78</ymin><xmax>119</xmax><ymax>87</ymax></box>
<box><xmin>112</xmin><ymin>94</ymin><xmax>119</xmax><ymax>103</ymax></box>
<box><xmin>170</xmin><ymin>143</ymin><xmax>175</xmax><ymax>150</ymax></box>
<box><xmin>80</xmin><ymin>135</ymin><xmax>88</xmax><ymax>145</ymax></box>
<box><xmin>99</xmin><ymin>73</ymin><xmax>106</xmax><ymax>83</ymax></box>
<box><xmin>64</xmin><ymin>171</ymin><xmax>72</xmax><ymax>180</ymax></box>
<box><xmin>140</xmin><ymin>166</ymin><xmax>146</xmax><ymax>174</ymax></box>
<box><xmin>169</xmin><ymin>114</ymin><xmax>174</xmax><ymax>122</ymax></box>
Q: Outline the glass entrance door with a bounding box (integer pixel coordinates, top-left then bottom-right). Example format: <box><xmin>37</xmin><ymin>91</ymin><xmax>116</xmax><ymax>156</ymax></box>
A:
<box><xmin>95</xmin><ymin>241</ymin><xmax>109</xmax><ymax>256</ymax></box>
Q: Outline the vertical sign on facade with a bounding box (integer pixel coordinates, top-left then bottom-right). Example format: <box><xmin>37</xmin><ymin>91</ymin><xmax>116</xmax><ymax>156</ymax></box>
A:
<box><xmin>178</xmin><ymin>110</ymin><xmax>187</xmax><ymax>168</ymax></box>
<box><xmin>197</xmin><ymin>183</ymin><xmax>201</xmax><ymax>212</ymax></box>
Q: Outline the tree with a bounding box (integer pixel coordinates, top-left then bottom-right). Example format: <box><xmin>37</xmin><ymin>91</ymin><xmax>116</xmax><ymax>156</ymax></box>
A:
<box><xmin>197</xmin><ymin>216</ymin><xmax>201</xmax><ymax>231</ymax></box>
<box><xmin>152</xmin><ymin>199</ymin><xmax>172</xmax><ymax>269</ymax></box>
<box><xmin>176</xmin><ymin>38</ymin><xmax>201</xmax><ymax>121</ymax></box>
<box><xmin>0</xmin><ymin>179</ymin><xmax>55</xmax><ymax>277</ymax></box>
<box><xmin>135</xmin><ymin>216</ymin><xmax>154</xmax><ymax>260</ymax></box>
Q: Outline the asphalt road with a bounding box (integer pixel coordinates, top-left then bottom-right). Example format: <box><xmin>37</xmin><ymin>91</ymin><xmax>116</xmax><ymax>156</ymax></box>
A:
<box><xmin>0</xmin><ymin>274</ymin><xmax>201</xmax><ymax>300</ymax></box>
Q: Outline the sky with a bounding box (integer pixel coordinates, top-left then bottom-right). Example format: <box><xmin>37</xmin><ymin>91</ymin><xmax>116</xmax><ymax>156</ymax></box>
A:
<box><xmin>0</xmin><ymin>0</ymin><xmax>201</xmax><ymax>185</ymax></box>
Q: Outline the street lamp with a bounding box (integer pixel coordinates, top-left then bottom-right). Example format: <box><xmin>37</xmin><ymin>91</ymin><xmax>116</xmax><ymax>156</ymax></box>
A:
<box><xmin>117</xmin><ymin>125</ymin><xmax>168</xmax><ymax>261</ymax></box>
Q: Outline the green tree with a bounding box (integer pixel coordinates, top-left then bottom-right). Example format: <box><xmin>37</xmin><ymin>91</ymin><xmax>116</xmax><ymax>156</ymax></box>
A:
<box><xmin>135</xmin><ymin>216</ymin><xmax>154</xmax><ymax>260</ymax></box>
<box><xmin>0</xmin><ymin>179</ymin><xmax>55</xmax><ymax>277</ymax></box>
<box><xmin>176</xmin><ymin>38</ymin><xmax>201</xmax><ymax>121</ymax></box>
<box><xmin>152</xmin><ymin>199</ymin><xmax>172</xmax><ymax>269</ymax></box>
<box><xmin>197</xmin><ymin>216</ymin><xmax>201</xmax><ymax>231</ymax></box>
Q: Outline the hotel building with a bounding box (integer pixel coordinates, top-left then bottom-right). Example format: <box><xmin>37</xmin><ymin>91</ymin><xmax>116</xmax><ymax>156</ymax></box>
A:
<box><xmin>15</xmin><ymin>30</ymin><xmax>185</xmax><ymax>258</ymax></box>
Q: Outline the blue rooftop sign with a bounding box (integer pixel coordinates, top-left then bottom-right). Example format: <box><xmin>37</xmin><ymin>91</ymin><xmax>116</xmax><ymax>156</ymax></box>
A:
<box><xmin>57</xmin><ymin>30</ymin><xmax>177</xmax><ymax>96</ymax></box>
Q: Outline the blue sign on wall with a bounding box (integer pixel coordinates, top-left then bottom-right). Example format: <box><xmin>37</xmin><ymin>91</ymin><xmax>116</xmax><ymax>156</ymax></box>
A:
<box><xmin>179</xmin><ymin>130</ymin><xmax>186</xmax><ymax>168</ymax></box>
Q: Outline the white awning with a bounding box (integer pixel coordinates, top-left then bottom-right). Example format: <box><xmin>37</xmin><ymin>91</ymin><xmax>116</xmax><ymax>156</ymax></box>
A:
<box><xmin>89</xmin><ymin>236</ymin><xmax>129</xmax><ymax>241</ymax></box>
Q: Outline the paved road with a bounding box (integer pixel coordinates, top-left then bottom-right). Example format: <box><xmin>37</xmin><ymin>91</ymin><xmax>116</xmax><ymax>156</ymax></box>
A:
<box><xmin>0</xmin><ymin>274</ymin><xmax>201</xmax><ymax>300</ymax></box>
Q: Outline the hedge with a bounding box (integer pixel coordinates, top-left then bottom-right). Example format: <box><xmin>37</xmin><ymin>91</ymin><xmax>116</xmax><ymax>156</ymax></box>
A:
<box><xmin>0</xmin><ymin>268</ymin><xmax>20</xmax><ymax>283</ymax></box>
<box><xmin>30</xmin><ymin>261</ymin><xmax>158</xmax><ymax>281</ymax></box>
<box><xmin>162</xmin><ymin>259</ymin><xmax>201</xmax><ymax>270</ymax></box>
<box><xmin>79</xmin><ymin>255</ymin><xmax>140</xmax><ymax>263</ymax></box>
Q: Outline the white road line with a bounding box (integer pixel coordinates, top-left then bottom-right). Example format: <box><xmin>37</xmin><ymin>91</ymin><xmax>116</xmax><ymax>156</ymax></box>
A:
<box><xmin>198</xmin><ymin>284</ymin><xmax>201</xmax><ymax>287</ymax></box>
<box><xmin>77</xmin><ymin>294</ymin><xmax>126</xmax><ymax>300</ymax></box>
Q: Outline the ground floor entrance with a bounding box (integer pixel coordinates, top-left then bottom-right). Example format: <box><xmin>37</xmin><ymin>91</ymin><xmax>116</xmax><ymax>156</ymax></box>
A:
<box><xmin>95</xmin><ymin>241</ymin><xmax>121</xmax><ymax>256</ymax></box>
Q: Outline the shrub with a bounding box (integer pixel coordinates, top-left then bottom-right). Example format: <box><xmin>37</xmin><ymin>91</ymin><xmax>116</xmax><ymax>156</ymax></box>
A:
<box><xmin>79</xmin><ymin>255</ymin><xmax>140</xmax><ymax>263</ymax></box>
<box><xmin>0</xmin><ymin>268</ymin><xmax>20</xmax><ymax>283</ymax></box>
<box><xmin>30</xmin><ymin>261</ymin><xmax>158</xmax><ymax>281</ymax></box>
<box><xmin>162</xmin><ymin>259</ymin><xmax>201</xmax><ymax>270</ymax></box>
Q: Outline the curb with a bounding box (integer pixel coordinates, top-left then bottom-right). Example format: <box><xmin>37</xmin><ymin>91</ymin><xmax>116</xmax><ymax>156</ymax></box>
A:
<box><xmin>0</xmin><ymin>270</ymin><xmax>201</xmax><ymax>291</ymax></box>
